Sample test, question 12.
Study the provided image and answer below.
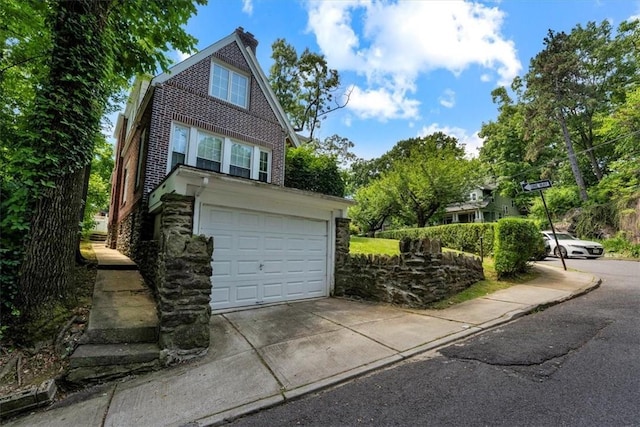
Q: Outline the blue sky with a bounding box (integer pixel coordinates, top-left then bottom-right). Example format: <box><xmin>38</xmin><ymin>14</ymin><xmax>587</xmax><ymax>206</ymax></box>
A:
<box><xmin>162</xmin><ymin>0</ymin><xmax>639</xmax><ymax>160</ymax></box>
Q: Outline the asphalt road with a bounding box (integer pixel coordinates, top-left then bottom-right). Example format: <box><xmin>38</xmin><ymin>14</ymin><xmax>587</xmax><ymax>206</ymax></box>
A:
<box><xmin>228</xmin><ymin>258</ymin><xmax>640</xmax><ymax>426</ymax></box>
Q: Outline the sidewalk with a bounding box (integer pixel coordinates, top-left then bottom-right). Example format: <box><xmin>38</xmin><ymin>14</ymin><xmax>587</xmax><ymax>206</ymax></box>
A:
<box><xmin>4</xmin><ymin>262</ymin><xmax>600</xmax><ymax>427</ymax></box>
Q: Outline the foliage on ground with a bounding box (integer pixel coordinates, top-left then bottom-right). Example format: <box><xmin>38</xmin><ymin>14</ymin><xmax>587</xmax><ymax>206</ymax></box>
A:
<box><xmin>601</xmin><ymin>235</ymin><xmax>640</xmax><ymax>258</ymax></box>
<box><xmin>0</xmin><ymin>243</ymin><xmax>96</xmax><ymax>398</ymax></box>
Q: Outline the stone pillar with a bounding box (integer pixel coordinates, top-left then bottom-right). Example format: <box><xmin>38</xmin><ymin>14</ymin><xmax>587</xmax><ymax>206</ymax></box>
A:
<box><xmin>157</xmin><ymin>194</ymin><xmax>213</xmax><ymax>364</ymax></box>
<box><xmin>335</xmin><ymin>217</ymin><xmax>351</xmax><ymax>266</ymax></box>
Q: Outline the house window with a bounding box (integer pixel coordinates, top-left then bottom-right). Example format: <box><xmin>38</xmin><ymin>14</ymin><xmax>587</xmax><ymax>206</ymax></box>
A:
<box><xmin>171</xmin><ymin>124</ymin><xmax>190</xmax><ymax>169</ymax></box>
<box><xmin>122</xmin><ymin>162</ymin><xmax>129</xmax><ymax>205</ymax></box>
<box><xmin>196</xmin><ymin>131</ymin><xmax>222</xmax><ymax>172</ymax></box>
<box><xmin>210</xmin><ymin>63</ymin><xmax>248</xmax><ymax>108</ymax></box>
<box><xmin>503</xmin><ymin>205</ymin><xmax>508</xmax><ymax>214</ymax></box>
<box><xmin>470</xmin><ymin>192</ymin><xmax>477</xmax><ymax>201</ymax></box>
<box><xmin>230</xmin><ymin>143</ymin><xmax>252</xmax><ymax>178</ymax></box>
<box><xmin>135</xmin><ymin>128</ymin><xmax>146</xmax><ymax>190</ymax></box>
<box><xmin>168</xmin><ymin>122</ymin><xmax>271</xmax><ymax>183</ymax></box>
<box><xmin>259</xmin><ymin>151</ymin><xmax>269</xmax><ymax>182</ymax></box>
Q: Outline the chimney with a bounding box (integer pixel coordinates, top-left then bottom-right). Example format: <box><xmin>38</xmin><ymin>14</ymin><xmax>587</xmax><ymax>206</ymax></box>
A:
<box><xmin>235</xmin><ymin>27</ymin><xmax>259</xmax><ymax>54</ymax></box>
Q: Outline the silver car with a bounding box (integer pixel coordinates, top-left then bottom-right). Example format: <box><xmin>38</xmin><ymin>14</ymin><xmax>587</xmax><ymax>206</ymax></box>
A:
<box><xmin>541</xmin><ymin>231</ymin><xmax>604</xmax><ymax>259</ymax></box>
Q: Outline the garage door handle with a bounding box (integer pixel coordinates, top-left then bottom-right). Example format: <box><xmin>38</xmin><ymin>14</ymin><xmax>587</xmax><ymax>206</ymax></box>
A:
<box><xmin>259</xmin><ymin>263</ymin><xmax>264</xmax><ymax>270</ymax></box>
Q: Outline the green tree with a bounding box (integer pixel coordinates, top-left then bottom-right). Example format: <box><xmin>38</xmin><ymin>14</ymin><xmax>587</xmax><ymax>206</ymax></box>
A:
<box><xmin>82</xmin><ymin>136</ymin><xmax>114</xmax><ymax>233</ymax></box>
<box><xmin>284</xmin><ymin>145</ymin><xmax>345</xmax><ymax>197</ymax></box>
<box><xmin>386</xmin><ymin>135</ymin><xmax>479</xmax><ymax>227</ymax></box>
<box><xmin>522</xmin><ymin>20</ymin><xmax>639</xmax><ymax>201</ymax></box>
<box><xmin>10</xmin><ymin>0</ymin><xmax>204</xmax><ymax>316</ymax></box>
<box><xmin>349</xmin><ymin>177</ymin><xmax>398</xmax><ymax>236</ymax></box>
<box><xmin>269</xmin><ymin>39</ymin><xmax>346</xmax><ymax>139</ymax></box>
<box><xmin>308</xmin><ymin>134</ymin><xmax>357</xmax><ymax>167</ymax></box>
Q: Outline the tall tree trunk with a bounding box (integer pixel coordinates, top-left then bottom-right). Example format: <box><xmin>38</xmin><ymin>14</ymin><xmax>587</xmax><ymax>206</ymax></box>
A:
<box><xmin>558</xmin><ymin>111</ymin><xmax>589</xmax><ymax>201</ymax></box>
<box><xmin>18</xmin><ymin>0</ymin><xmax>112</xmax><ymax>314</ymax></box>
<box><xmin>19</xmin><ymin>170</ymin><xmax>86</xmax><ymax>309</ymax></box>
<box><xmin>583</xmin><ymin>139</ymin><xmax>604</xmax><ymax>181</ymax></box>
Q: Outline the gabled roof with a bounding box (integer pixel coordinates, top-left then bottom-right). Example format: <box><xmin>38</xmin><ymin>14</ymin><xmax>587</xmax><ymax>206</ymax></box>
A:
<box><xmin>150</xmin><ymin>28</ymin><xmax>300</xmax><ymax>147</ymax></box>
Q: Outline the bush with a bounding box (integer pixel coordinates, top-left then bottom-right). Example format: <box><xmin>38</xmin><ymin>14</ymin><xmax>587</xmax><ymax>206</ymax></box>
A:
<box><xmin>601</xmin><ymin>235</ymin><xmax>640</xmax><ymax>258</ymax></box>
<box><xmin>284</xmin><ymin>145</ymin><xmax>345</xmax><ymax>197</ymax></box>
<box><xmin>377</xmin><ymin>223</ymin><xmax>494</xmax><ymax>256</ymax></box>
<box><xmin>494</xmin><ymin>218</ymin><xmax>541</xmax><ymax>278</ymax></box>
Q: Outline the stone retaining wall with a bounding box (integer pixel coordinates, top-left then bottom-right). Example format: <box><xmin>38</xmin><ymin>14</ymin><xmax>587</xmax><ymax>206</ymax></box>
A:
<box><xmin>137</xmin><ymin>194</ymin><xmax>214</xmax><ymax>364</ymax></box>
<box><xmin>334</xmin><ymin>220</ymin><xmax>484</xmax><ymax>308</ymax></box>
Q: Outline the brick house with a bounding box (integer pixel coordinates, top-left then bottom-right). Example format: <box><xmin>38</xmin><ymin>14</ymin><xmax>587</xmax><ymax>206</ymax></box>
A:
<box><xmin>108</xmin><ymin>28</ymin><xmax>351</xmax><ymax>311</ymax></box>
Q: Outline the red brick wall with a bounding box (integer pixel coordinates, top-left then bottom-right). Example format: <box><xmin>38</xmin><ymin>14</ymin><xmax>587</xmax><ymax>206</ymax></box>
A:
<box><xmin>143</xmin><ymin>40</ymin><xmax>286</xmax><ymax>196</ymax></box>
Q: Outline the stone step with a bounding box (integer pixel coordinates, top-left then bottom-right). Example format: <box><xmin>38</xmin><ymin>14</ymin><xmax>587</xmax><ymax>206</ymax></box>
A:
<box><xmin>67</xmin><ymin>343</ymin><xmax>161</xmax><ymax>384</ymax></box>
<box><xmin>70</xmin><ymin>343</ymin><xmax>160</xmax><ymax>368</ymax></box>
<box><xmin>82</xmin><ymin>270</ymin><xmax>159</xmax><ymax>344</ymax></box>
<box><xmin>81</xmin><ymin>323</ymin><xmax>158</xmax><ymax>344</ymax></box>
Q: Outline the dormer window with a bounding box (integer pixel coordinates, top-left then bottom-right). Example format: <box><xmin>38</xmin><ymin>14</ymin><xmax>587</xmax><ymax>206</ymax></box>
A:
<box><xmin>470</xmin><ymin>192</ymin><xmax>477</xmax><ymax>201</ymax></box>
<box><xmin>210</xmin><ymin>62</ymin><xmax>248</xmax><ymax>108</ymax></box>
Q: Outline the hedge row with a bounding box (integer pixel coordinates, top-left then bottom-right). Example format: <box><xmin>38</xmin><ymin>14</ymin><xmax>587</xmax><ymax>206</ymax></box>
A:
<box><xmin>377</xmin><ymin>223</ymin><xmax>495</xmax><ymax>256</ymax></box>
<box><xmin>377</xmin><ymin>219</ymin><xmax>543</xmax><ymax>278</ymax></box>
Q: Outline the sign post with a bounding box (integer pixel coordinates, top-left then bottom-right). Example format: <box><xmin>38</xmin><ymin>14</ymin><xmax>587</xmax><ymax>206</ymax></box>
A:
<box><xmin>521</xmin><ymin>180</ymin><xmax>566</xmax><ymax>271</ymax></box>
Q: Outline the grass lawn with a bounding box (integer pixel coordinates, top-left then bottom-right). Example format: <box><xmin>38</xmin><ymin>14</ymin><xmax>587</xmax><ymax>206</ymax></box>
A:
<box><xmin>348</xmin><ymin>236</ymin><xmax>540</xmax><ymax>309</ymax></box>
<box><xmin>350</xmin><ymin>236</ymin><xmax>400</xmax><ymax>256</ymax></box>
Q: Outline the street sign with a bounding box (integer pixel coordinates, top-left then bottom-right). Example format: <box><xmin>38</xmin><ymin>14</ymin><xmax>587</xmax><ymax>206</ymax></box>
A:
<box><xmin>521</xmin><ymin>180</ymin><xmax>552</xmax><ymax>192</ymax></box>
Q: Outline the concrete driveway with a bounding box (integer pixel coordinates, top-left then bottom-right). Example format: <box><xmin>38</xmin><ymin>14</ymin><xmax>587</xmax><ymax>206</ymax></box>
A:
<box><xmin>5</xmin><ymin>263</ymin><xmax>599</xmax><ymax>427</ymax></box>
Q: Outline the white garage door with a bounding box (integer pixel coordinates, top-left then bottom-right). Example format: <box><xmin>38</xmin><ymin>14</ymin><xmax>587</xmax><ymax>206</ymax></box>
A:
<box><xmin>199</xmin><ymin>205</ymin><xmax>328</xmax><ymax>310</ymax></box>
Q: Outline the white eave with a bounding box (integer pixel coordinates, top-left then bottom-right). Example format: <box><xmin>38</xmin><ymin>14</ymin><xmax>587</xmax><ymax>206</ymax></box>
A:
<box><xmin>149</xmin><ymin>165</ymin><xmax>353</xmax><ymax>214</ymax></box>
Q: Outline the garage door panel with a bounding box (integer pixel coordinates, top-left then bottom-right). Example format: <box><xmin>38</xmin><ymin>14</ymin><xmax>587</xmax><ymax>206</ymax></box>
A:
<box><xmin>236</xmin><ymin>282</ymin><xmax>259</xmax><ymax>302</ymax></box>
<box><xmin>307</xmin><ymin>260</ymin><xmax>325</xmax><ymax>273</ymax></box>
<box><xmin>264</xmin><ymin>236</ymin><xmax>284</xmax><ymax>250</ymax></box>
<box><xmin>202</xmin><ymin>205</ymin><xmax>328</xmax><ymax>310</ymax></box>
<box><xmin>286</xmin><ymin>281</ymin><xmax>305</xmax><ymax>296</ymax></box>
<box><xmin>263</xmin><ymin>260</ymin><xmax>283</xmax><ymax>274</ymax></box>
<box><xmin>213</xmin><ymin>261</ymin><xmax>232</xmax><ymax>277</ymax></box>
<box><xmin>238</xmin><ymin>235</ymin><xmax>260</xmax><ymax>250</ymax></box>
<box><xmin>237</xmin><ymin>260</ymin><xmax>260</xmax><ymax>275</ymax></box>
<box><xmin>212</xmin><ymin>234</ymin><xmax>233</xmax><ymax>251</ymax></box>
<box><xmin>238</xmin><ymin>212</ymin><xmax>260</xmax><ymax>229</ymax></box>
<box><xmin>287</xmin><ymin>238</ymin><xmax>306</xmax><ymax>251</ymax></box>
<box><xmin>263</xmin><ymin>282</ymin><xmax>283</xmax><ymax>299</ymax></box>
<box><xmin>306</xmin><ymin>221</ymin><xmax>327</xmax><ymax>235</ymax></box>
<box><xmin>211</xmin><ymin>287</ymin><xmax>230</xmax><ymax>305</ymax></box>
<box><xmin>307</xmin><ymin>280</ymin><xmax>325</xmax><ymax>295</ymax></box>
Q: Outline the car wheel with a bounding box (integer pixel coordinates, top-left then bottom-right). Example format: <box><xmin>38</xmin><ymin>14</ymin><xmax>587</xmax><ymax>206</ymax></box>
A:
<box><xmin>554</xmin><ymin>246</ymin><xmax>568</xmax><ymax>259</ymax></box>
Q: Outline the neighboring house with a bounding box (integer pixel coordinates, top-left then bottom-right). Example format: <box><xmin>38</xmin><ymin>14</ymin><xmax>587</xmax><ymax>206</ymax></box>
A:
<box><xmin>108</xmin><ymin>27</ymin><xmax>351</xmax><ymax>311</ymax></box>
<box><xmin>442</xmin><ymin>183</ymin><xmax>523</xmax><ymax>224</ymax></box>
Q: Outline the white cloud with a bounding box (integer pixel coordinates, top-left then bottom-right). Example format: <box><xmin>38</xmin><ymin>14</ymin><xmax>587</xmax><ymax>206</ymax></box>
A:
<box><xmin>347</xmin><ymin>84</ymin><xmax>420</xmax><ymax>121</ymax></box>
<box><xmin>175</xmin><ymin>50</ymin><xmax>191</xmax><ymax>63</ymax></box>
<box><xmin>242</xmin><ymin>0</ymin><xmax>253</xmax><ymax>15</ymax></box>
<box><xmin>418</xmin><ymin>123</ymin><xmax>484</xmax><ymax>157</ymax></box>
<box><xmin>480</xmin><ymin>73</ymin><xmax>492</xmax><ymax>82</ymax></box>
<box><xmin>306</xmin><ymin>0</ymin><xmax>521</xmax><ymax>121</ymax></box>
<box><xmin>439</xmin><ymin>89</ymin><xmax>456</xmax><ymax>108</ymax></box>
